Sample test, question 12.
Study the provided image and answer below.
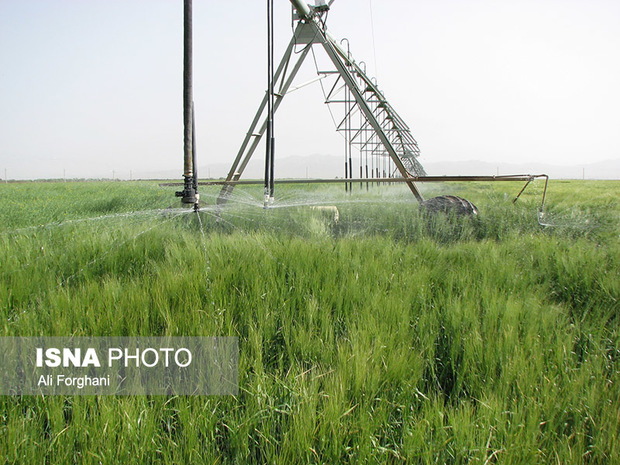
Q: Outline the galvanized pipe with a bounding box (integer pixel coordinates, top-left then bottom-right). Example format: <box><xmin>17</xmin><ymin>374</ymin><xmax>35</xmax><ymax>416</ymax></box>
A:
<box><xmin>183</xmin><ymin>0</ymin><xmax>193</xmax><ymax>180</ymax></box>
<box><xmin>176</xmin><ymin>0</ymin><xmax>197</xmax><ymax>205</ymax></box>
<box><xmin>192</xmin><ymin>101</ymin><xmax>197</xmax><ymax>192</ymax></box>
<box><xmin>289</xmin><ymin>0</ymin><xmax>312</xmax><ymax>20</ymax></box>
<box><xmin>171</xmin><ymin>174</ymin><xmax>548</xmax><ymax>186</ymax></box>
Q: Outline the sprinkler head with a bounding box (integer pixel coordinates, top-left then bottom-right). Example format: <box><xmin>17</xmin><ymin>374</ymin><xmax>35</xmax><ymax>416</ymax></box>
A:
<box><xmin>263</xmin><ymin>189</ymin><xmax>270</xmax><ymax>209</ymax></box>
<box><xmin>175</xmin><ymin>175</ymin><xmax>197</xmax><ymax>205</ymax></box>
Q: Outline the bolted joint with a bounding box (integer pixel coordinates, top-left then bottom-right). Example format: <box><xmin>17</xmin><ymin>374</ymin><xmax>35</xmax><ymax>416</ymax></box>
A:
<box><xmin>175</xmin><ymin>175</ymin><xmax>197</xmax><ymax>205</ymax></box>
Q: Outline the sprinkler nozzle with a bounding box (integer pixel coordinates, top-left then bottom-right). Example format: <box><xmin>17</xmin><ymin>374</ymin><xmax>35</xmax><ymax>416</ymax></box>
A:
<box><xmin>263</xmin><ymin>189</ymin><xmax>270</xmax><ymax>209</ymax></box>
<box><xmin>176</xmin><ymin>175</ymin><xmax>197</xmax><ymax>205</ymax></box>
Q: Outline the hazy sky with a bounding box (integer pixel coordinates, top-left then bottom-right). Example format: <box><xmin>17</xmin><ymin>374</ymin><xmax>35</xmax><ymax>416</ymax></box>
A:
<box><xmin>1</xmin><ymin>0</ymin><xmax>619</xmax><ymax>179</ymax></box>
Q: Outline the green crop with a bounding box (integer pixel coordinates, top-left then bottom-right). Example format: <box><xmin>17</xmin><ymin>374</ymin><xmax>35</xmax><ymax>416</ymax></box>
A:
<box><xmin>0</xmin><ymin>179</ymin><xmax>618</xmax><ymax>464</ymax></box>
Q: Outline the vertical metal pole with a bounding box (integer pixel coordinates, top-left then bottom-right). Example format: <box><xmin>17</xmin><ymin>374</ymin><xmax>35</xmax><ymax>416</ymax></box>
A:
<box><xmin>347</xmin><ymin>90</ymin><xmax>352</xmax><ymax>192</ymax></box>
<box><xmin>177</xmin><ymin>0</ymin><xmax>197</xmax><ymax>205</ymax></box>
<box><xmin>363</xmin><ymin>108</ymin><xmax>369</xmax><ymax>191</ymax></box>
<box><xmin>269</xmin><ymin>138</ymin><xmax>275</xmax><ymax>200</ymax></box>
<box><xmin>383</xmin><ymin>155</ymin><xmax>386</xmax><ymax>180</ymax></box>
<box><xmin>344</xmin><ymin>84</ymin><xmax>348</xmax><ymax>192</ymax></box>
<box><xmin>359</xmin><ymin>165</ymin><xmax>362</xmax><ymax>190</ymax></box>
<box><xmin>183</xmin><ymin>0</ymin><xmax>193</xmax><ymax>181</ymax></box>
<box><xmin>268</xmin><ymin>0</ymin><xmax>276</xmax><ymax>204</ymax></box>
<box><xmin>359</xmin><ymin>101</ymin><xmax>363</xmax><ymax>189</ymax></box>
<box><xmin>192</xmin><ymin>101</ymin><xmax>198</xmax><ymax>192</ymax></box>
<box><xmin>370</xmin><ymin>146</ymin><xmax>374</xmax><ymax>185</ymax></box>
<box><xmin>263</xmin><ymin>17</ymin><xmax>271</xmax><ymax>205</ymax></box>
<box><xmin>345</xmin><ymin>79</ymin><xmax>353</xmax><ymax>192</ymax></box>
<box><xmin>264</xmin><ymin>0</ymin><xmax>275</xmax><ymax>208</ymax></box>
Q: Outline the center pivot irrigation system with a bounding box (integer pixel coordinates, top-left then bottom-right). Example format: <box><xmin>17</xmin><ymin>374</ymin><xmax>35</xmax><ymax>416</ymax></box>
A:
<box><xmin>173</xmin><ymin>0</ymin><xmax>549</xmax><ymax>213</ymax></box>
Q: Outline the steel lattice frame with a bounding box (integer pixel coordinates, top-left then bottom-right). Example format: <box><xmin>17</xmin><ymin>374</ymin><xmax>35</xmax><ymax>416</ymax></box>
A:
<box><xmin>217</xmin><ymin>7</ymin><xmax>426</xmax><ymax>204</ymax></box>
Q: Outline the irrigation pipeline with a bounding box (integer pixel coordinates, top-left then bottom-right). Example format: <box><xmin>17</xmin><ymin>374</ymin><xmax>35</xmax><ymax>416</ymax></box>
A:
<box><xmin>168</xmin><ymin>174</ymin><xmax>553</xmax><ymax>228</ymax></box>
<box><xmin>163</xmin><ymin>174</ymin><xmax>549</xmax><ymax>207</ymax></box>
<box><xmin>165</xmin><ymin>174</ymin><xmax>549</xmax><ymax>199</ymax></box>
<box><xmin>174</xmin><ymin>174</ymin><xmax>546</xmax><ymax>185</ymax></box>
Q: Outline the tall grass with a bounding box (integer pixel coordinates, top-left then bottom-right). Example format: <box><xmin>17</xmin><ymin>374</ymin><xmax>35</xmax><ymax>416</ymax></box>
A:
<box><xmin>0</xmin><ymin>180</ymin><xmax>618</xmax><ymax>463</ymax></box>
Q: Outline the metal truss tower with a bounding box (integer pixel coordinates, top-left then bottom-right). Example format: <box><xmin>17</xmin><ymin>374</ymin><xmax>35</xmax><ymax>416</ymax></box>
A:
<box><xmin>217</xmin><ymin>1</ymin><xmax>426</xmax><ymax>205</ymax></box>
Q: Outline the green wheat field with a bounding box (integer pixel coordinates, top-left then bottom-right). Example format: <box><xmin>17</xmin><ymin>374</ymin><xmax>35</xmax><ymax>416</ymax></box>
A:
<box><xmin>1</xmin><ymin>179</ymin><xmax>619</xmax><ymax>464</ymax></box>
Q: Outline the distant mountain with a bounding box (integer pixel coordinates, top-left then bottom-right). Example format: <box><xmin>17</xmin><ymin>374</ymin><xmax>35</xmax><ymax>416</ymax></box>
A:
<box><xmin>422</xmin><ymin>159</ymin><xmax>620</xmax><ymax>180</ymax></box>
<box><xmin>138</xmin><ymin>155</ymin><xmax>620</xmax><ymax>180</ymax></box>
